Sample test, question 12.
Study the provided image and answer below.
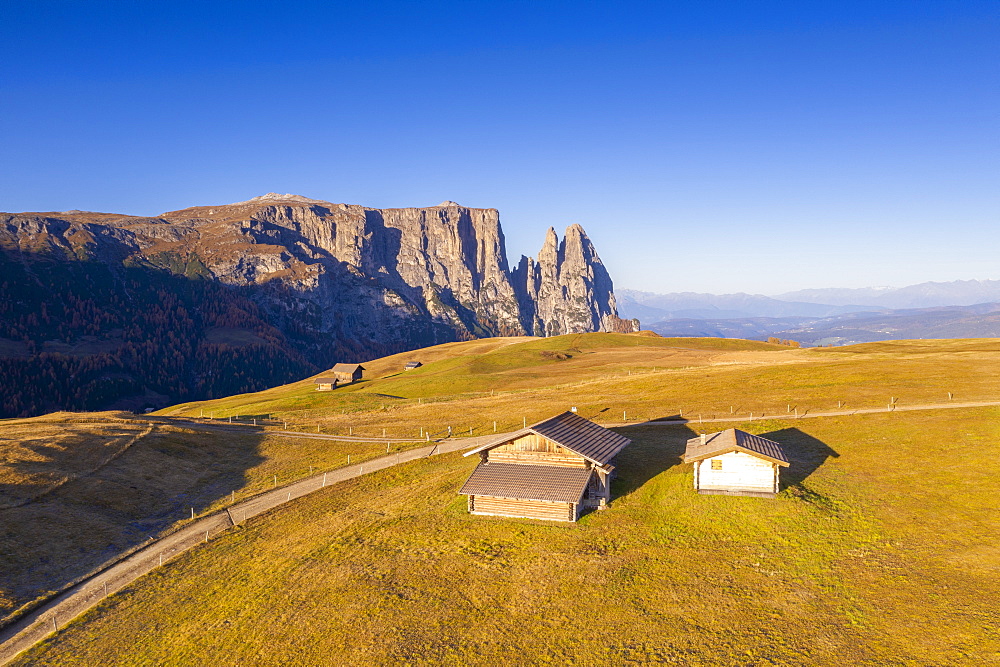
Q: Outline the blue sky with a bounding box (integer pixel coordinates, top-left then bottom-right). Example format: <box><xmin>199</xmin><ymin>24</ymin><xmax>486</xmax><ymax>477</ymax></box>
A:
<box><xmin>2</xmin><ymin>1</ymin><xmax>997</xmax><ymax>294</ymax></box>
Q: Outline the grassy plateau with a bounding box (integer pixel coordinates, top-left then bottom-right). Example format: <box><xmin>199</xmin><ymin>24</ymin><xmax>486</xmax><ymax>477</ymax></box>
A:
<box><xmin>2</xmin><ymin>333</ymin><xmax>999</xmax><ymax>664</ymax></box>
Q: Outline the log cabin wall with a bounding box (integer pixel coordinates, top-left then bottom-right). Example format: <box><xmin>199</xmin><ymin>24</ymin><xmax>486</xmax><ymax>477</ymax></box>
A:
<box><xmin>487</xmin><ymin>433</ymin><xmax>589</xmax><ymax>468</ymax></box>
<box><xmin>469</xmin><ymin>496</ymin><xmax>576</xmax><ymax>521</ymax></box>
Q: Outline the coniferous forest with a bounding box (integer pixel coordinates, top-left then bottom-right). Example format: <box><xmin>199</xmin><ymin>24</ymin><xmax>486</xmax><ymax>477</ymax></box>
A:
<box><xmin>0</xmin><ymin>249</ymin><xmax>391</xmax><ymax>417</ymax></box>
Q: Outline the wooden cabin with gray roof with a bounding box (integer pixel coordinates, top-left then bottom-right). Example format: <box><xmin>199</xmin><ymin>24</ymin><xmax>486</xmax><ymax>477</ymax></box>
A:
<box><xmin>331</xmin><ymin>363</ymin><xmax>365</xmax><ymax>384</ymax></box>
<box><xmin>460</xmin><ymin>411</ymin><xmax>631</xmax><ymax>522</ymax></box>
<box><xmin>683</xmin><ymin>428</ymin><xmax>789</xmax><ymax>498</ymax></box>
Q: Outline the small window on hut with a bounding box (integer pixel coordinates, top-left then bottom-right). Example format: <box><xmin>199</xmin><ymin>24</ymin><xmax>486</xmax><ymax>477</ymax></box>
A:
<box><xmin>711</xmin><ymin>459</ymin><xmax>723</xmax><ymax>471</ymax></box>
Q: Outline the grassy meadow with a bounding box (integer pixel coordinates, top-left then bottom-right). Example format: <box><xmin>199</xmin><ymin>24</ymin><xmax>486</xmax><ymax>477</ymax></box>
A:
<box><xmin>4</xmin><ymin>333</ymin><xmax>1000</xmax><ymax>664</ymax></box>
<box><xmin>0</xmin><ymin>415</ymin><xmax>410</xmax><ymax>625</ymax></box>
<box><xmin>16</xmin><ymin>408</ymin><xmax>1000</xmax><ymax>665</ymax></box>
<box><xmin>159</xmin><ymin>334</ymin><xmax>1000</xmax><ymax>439</ymax></box>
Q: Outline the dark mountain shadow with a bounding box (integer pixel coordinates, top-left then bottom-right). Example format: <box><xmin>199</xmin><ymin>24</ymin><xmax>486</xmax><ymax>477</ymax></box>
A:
<box><xmin>0</xmin><ymin>418</ymin><xmax>266</xmax><ymax>629</ymax></box>
<box><xmin>0</xmin><ymin>239</ymin><xmax>461</xmax><ymax>418</ymax></box>
<box><xmin>761</xmin><ymin>427</ymin><xmax>840</xmax><ymax>489</ymax></box>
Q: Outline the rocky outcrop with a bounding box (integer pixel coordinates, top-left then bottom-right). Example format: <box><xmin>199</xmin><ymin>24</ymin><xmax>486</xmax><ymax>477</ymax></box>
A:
<box><xmin>512</xmin><ymin>224</ymin><xmax>633</xmax><ymax>335</ymax></box>
<box><xmin>2</xmin><ymin>194</ymin><xmax>625</xmax><ymax>349</ymax></box>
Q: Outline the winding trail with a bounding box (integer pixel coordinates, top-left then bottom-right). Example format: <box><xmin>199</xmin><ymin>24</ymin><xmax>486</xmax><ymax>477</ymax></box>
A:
<box><xmin>0</xmin><ymin>434</ymin><xmax>495</xmax><ymax>666</ymax></box>
<box><xmin>611</xmin><ymin>399</ymin><xmax>1000</xmax><ymax>427</ymax></box>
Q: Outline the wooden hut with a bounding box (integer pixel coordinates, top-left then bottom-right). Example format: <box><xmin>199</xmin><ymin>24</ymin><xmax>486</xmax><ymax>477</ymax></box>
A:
<box><xmin>683</xmin><ymin>429</ymin><xmax>789</xmax><ymax>498</ymax></box>
<box><xmin>460</xmin><ymin>411</ymin><xmax>631</xmax><ymax>522</ymax></box>
<box><xmin>331</xmin><ymin>363</ymin><xmax>365</xmax><ymax>384</ymax></box>
<box><xmin>313</xmin><ymin>377</ymin><xmax>338</xmax><ymax>391</ymax></box>
<box><xmin>403</xmin><ymin>361</ymin><xmax>422</xmax><ymax>371</ymax></box>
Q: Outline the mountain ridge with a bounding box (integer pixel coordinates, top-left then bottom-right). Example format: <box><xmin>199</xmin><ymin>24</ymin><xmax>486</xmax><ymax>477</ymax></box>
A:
<box><xmin>0</xmin><ymin>195</ymin><xmax>635</xmax><ymax>416</ymax></box>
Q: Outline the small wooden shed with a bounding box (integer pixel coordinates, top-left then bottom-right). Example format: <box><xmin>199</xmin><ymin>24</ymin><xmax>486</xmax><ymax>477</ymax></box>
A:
<box><xmin>459</xmin><ymin>411</ymin><xmax>631</xmax><ymax>522</ymax></box>
<box><xmin>403</xmin><ymin>361</ymin><xmax>422</xmax><ymax>371</ymax></box>
<box><xmin>313</xmin><ymin>377</ymin><xmax>338</xmax><ymax>391</ymax></box>
<box><xmin>331</xmin><ymin>363</ymin><xmax>365</xmax><ymax>384</ymax></box>
<box><xmin>683</xmin><ymin>429</ymin><xmax>789</xmax><ymax>498</ymax></box>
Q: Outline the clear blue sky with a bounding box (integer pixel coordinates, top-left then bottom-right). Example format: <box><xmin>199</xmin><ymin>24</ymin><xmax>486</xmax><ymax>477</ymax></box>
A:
<box><xmin>2</xmin><ymin>1</ymin><xmax>997</xmax><ymax>294</ymax></box>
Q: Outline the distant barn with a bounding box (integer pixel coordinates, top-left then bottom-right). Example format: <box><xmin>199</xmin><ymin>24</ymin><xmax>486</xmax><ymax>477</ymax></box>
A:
<box><xmin>331</xmin><ymin>363</ymin><xmax>365</xmax><ymax>384</ymax></box>
<box><xmin>403</xmin><ymin>361</ymin><xmax>422</xmax><ymax>371</ymax></box>
<box><xmin>313</xmin><ymin>377</ymin><xmax>338</xmax><ymax>391</ymax></box>
<box><xmin>460</xmin><ymin>411</ymin><xmax>631</xmax><ymax>522</ymax></box>
<box><xmin>683</xmin><ymin>429</ymin><xmax>789</xmax><ymax>498</ymax></box>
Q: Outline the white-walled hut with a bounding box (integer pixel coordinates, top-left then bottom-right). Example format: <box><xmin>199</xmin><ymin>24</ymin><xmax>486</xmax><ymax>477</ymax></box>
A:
<box><xmin>331</xmin><ymin>363</ymin><xmax>365</xmax><ymax>384</ymax></box>
<box><xmin>683</xmin><ymin>428</ymin><xmax>789</xmax><ymax>498</ymax></box>
<box><xmin>403</xmin><ymin>361</ymin><xmax>422</xmax><ymax>371</ymax></box>
<box><xmin>459</xmin><ymin>411</ymin><xmax>631</xmax><ymax>522</ymax></box>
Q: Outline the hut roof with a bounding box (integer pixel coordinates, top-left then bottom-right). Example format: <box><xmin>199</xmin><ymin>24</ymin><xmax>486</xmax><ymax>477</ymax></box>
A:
<box><xmin>331</xmin><ymin>363</ymin><xmax>365</xmax><ymax>372</ymax></box>
<box><xmin>459</xmin><ymin>462</ymin><xmax>592</xmax><ymax>503</ymax></box>
<box><xmin>463</xmin><ymin>411</ymin><xmax>631</xmax><ymax>466</ymax></box>
<box><xmin>683</xmin><ymin>428</ymin><xmax>789</xmax><ymax>466</ymax></box>
<box><xmin>404</xmin><ymin>361</ymin><xmax>422</xmax><ymax>368</ymax></box>
<box><xmin>313</xmin><ymin>377</ymin><xmax>338</xmax><ymax>384</ymax></box>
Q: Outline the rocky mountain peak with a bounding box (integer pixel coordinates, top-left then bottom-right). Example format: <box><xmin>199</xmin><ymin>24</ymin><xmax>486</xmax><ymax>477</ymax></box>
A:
<box><xmin>434</xmin><ymin>201</ymin><xmax>463</xmax><ymax>207</ymax></box>
<box><xmin>231</xmin><ymin>193</ymin><xmax>330</xmax><ymax>206</ymax></box>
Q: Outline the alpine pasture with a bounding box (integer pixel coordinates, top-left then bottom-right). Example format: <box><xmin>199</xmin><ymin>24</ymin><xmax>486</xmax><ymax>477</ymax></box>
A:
<box><xmin>3</xmin><ymin>333</ymin><xmax>1000</xmax><ymax>665</ymax></box>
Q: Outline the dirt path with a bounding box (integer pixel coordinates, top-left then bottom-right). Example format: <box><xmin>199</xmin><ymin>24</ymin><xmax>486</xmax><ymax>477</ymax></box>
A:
<box><xmin>0</xmin><ymin>434</ymin><xmax>496</xmax><ymax>666</ymax></box>
<box><xmin>612</xmin><ymin>399</ymin><xmax>1000</xmax><ymax>427</ymax></box>
<box><xmin>161</xmin><ymin>419</ymin><xmax>427</xmax><ymax>443</ymax></box>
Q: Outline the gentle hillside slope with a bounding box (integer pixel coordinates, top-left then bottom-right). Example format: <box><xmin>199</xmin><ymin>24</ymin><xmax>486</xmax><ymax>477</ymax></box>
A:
<box><xmin>160</xmin><ymin>333</ymin><xmax>1000</xmax><ymax>438</ymax></box>
<box><xmin>0</xmin><ymin>414</ymin><xmax>407</xmax><ymax>625</ymax></box>
<box><xmin>17</xmin><ymin>409</ymin><xmax>1000</xmax><ymax>665</ymax></box>
<box><xmin>4</xmin><ymin>333</ymin><xmax>1000</xmax><ymax>662</ymax></box>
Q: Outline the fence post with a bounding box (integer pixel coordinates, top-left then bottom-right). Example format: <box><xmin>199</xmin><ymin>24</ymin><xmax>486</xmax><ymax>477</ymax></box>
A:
<box><xmin>191</xmin><ymin>507</ymin><xmax>194</xmax><ymax>520</ymax></box>
<box><xmin>494</xmin><ymin>421</ymin><xmax>497</xmax><ymax>433</ymax></box>
<box><xmin>322</xmin><ymin>472</ymin><xmax>327</xmax><ymax>487</ymax></box>
<box><xmin>273</xmin><ymin>474</ymin><xmax>277</xmax><ymax>488</ymax></box>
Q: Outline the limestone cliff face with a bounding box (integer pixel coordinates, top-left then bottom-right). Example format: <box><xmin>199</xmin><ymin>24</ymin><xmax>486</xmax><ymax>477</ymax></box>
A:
<box><xmin>1</xmin><ymin>194</ymin><xmax>627</xmax><ymax>354</ymax></box>
<box><xmin>512</xmin><ymin>224</ymin><xmax>632</xmax><ymax>336</ymax></box>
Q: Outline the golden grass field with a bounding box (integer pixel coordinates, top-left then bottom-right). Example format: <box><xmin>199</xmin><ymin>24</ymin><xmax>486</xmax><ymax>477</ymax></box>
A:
<box><xmin>4</xmin><ymin>333</ymin><xmax>1000</xmax><ymax>664</ymax></box>
<box><xmin>16</xmin><ymin>409</ymin><xmax>1000</xmax><ymax>665</ymax></box>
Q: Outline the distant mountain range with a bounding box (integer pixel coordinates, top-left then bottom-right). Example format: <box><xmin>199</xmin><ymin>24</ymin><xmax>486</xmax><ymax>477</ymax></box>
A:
<box><xmin>618</xmin><ymin>281</ymin><xmax>1000</xmax><ymax>346</ymax></box>
<box><xmin>619</xmin><ymin>280</ymin><xmax>1000</xmax><ymax>322</ymax></box>
<box><xmin>644</xmin><ymin>303</ymin><xmax>1000</xmax><ymax>346</ymax></box>
<box><xmin>774</xmin><ymin>280</ymin><xmax>1000</xmax><ymax>309</ymax></box>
